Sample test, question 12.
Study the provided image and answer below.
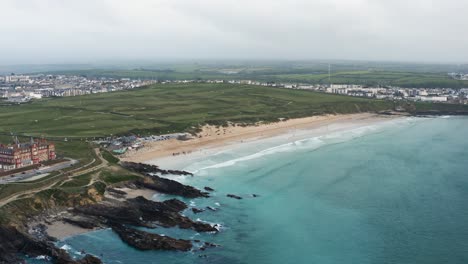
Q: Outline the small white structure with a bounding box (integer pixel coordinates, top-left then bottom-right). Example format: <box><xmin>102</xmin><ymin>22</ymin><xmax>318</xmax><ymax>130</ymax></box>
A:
<box><xmin>420</xmin><ymin>96</ymin><xmax>447</xmax><ymax>102</ymax></box>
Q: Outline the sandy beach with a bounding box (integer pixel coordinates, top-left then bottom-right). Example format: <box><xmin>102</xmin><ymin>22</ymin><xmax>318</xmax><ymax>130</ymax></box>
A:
<box><xmin>46</xmin><ymin>221</ymin><xmax>94</xmax><ymax>240</ymax></box>
<box><xmin>122</xmin><ymin>113</ymin><xmax>396</xmax><ymax>166</ymax></box>
<box><xmin>43</xmin><ymin>113</ymin><xmax>397</xmax><ymax>240</ymax></box>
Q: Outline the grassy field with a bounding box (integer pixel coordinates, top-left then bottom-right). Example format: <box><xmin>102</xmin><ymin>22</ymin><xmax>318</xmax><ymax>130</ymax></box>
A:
<box><xmin>0</xmin><ymin>83</ymin><xmax>397</xmax><ymax>138</ymax></box>
<box><xmin>43</xmin><ymin>60</ymin><xmax>468</xmax><ymax>89</ymax></box>
<box><xmin>101</xmin><ymin>150</ymin><xmax>120</xmax><ymax>164</ymax></box>
<box><xmin>264</xmin><ymin>70</ymin><xmax>468</xmax><ymax>88</ymax></box>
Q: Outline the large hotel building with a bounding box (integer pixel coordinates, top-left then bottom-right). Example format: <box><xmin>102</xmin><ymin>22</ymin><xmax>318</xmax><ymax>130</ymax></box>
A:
<box><xmin>0</xmin><ymin>139</ymin><xmax>56</xmax><ymax>171</ymax></box>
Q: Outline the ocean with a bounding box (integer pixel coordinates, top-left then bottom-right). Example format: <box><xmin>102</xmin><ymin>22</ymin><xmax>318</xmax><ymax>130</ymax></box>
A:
<box><xmin>46</xmin><ymin>116</ymin><xmax>468</xmax><ymax>264</ymax></box>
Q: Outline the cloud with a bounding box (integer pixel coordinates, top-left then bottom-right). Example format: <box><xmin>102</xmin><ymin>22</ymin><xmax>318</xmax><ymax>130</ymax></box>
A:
<box><xmin>0</xmin><ymin>0</ymin><xmax>467</xmax><ymax>64</ymax></box>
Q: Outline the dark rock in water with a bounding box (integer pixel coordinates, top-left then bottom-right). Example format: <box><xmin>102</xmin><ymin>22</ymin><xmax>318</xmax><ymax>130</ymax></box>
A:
<box><xmin>192</xmin><ymin>208</ymin><xmax>205</xmax><ymax>214</ymax></box>
<box><xmin>135</xmin><ymin>175</ymin><xmax>209</xmax><ymax>198</ymax></box>
<box><xmin>201</xmin><ymin>241</ymin><xmax>219</xmax><ymax>250</ymax></box>
<box><xmin>122</xmin><ymin>162</ymin><xmax>193</xmax><ymax>176</ymax></box>
<box><xmin>160</xmin><ymin>198</ymin><xmax>188</xmax><ymax>212</ymax></box>
<box><xmin>227</xmin><ymin>194</ymin><xmax>242</xmax><ymax>200</ymax></box>
<box><xmin>122</xmin><ymin>162</ymin><xmax>207</xmax><ymax>198</ymax></box>
<box><xmin>206</xmin><ymin>206</ymin><xmax>217</xmax><ymax>211</ymax></box>
<box><xmin>110</xmin><ymin>223</ymin><xmax>192</xmax><ymax>251</ymax></box>
<box><xmin>191</xmin><ymin>221</ymin><xmax>218</xmax><ymax>233</ymax></box>
<box><xmin>72</xmin><ymin>197</ymin><xmax>216</xmax><ymax>232</ymax></box>
<box><xmin>204</xmin><ymin>187</ymin><xmax>215</xmax><ymax>192</ymax></box>
<box><xmin>73</xmin><ymin>204</ymin><xmax>146</xmax><ymax>227</ymax></box>
<box><xmin>0</xmin><ymin>225</ymin><xmax>102</xmax><ymax>264</ymax></box>
<box><xmin>77</xmin><ymin>255</ymin><xmax>103</xmax><ymax>264</ymax></box>
<box><xmin>127</xmin><ymin>197</ymin><xmax>188</xmax><ymax>214</ymax></box>
<box><xmin>252</xmin><ymin>194</ymin><xmax>260</xmax><ymax>198</ymax></box>
<box><xmin>198</xmin><ymin>241</ymin><xmax>220</xmax><ymax>251</ymax></box>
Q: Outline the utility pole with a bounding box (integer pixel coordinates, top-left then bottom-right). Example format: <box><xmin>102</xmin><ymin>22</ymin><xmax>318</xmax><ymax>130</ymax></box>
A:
<box><xmin>328</xmin><ymin>64</ymin><xmax>331</xmax><ymax>87</ymax></box>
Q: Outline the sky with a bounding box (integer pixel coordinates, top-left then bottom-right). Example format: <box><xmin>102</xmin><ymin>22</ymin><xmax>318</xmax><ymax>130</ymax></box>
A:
<box><xmin>1</xmin><ymin>0</ymin><xmax>467</xmax><ymax>64</ymax></box>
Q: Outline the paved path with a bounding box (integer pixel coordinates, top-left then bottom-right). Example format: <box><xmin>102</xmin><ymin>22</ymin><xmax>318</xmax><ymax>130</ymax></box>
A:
<box><xmin>0</xmin><ymin>159</ymin><xmax>79</xmax><ymax>184</ymax></box>
<box><xmin>0</xmin><ymin>148</ymin><xmax>108</xmax><ymax>207</ymax></box>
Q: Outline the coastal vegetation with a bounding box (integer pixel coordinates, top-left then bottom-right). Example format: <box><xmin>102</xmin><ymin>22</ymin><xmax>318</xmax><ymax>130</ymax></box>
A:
<box><xmin>2</xmin><ymin>83</ymin><xmax>468</xmax><ymax>142</ymax></box>
<box><xmin>101</xmin><ymin>150</ymin><xmax>120</xmax><ymax>164</ymax></box>
<box><xmin>0</xmin><ymin>83</ymin><xmax>413</xmax><ymax>139</ymax></box>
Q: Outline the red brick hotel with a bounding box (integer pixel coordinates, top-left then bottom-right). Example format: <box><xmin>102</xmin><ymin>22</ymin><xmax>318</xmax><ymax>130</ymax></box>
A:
<box><xmin>0</xmin><ymin>139</ymin><xmax>56</xmax><ymax>171</ymax></box>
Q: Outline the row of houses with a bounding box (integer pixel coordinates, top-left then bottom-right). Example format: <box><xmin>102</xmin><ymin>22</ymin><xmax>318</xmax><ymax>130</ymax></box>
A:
<box><xmin>0</xmin><ymin>74</ymin><xmax>157</xmax><ymax>103</ymax></box>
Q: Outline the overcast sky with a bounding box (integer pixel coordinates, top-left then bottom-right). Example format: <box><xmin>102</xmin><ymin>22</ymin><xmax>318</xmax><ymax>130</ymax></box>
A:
<box><xmin>1</xmin><ymin>0</ymin><xmax>467</xmax><ymax>64</ymax></box>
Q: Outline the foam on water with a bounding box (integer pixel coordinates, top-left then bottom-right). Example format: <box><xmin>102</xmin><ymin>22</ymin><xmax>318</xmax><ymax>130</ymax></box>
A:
<box><xmin>190</xmin><ymin>117</ymin><xmax>419</xmax><ymax>174</ymax></box>
<box><xmin>31</xmin><ymin>116</ymin><xmax>468</xmax><ymax>264</ymax></box>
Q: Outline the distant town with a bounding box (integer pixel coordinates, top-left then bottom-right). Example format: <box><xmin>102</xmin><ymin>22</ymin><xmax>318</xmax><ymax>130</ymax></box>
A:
<box><xmin>1</xmin><ymin>73</ymin><xmax>467</xmax><ymax>105</ymax></box>
<box><xmin>0</xmin><ymin>74</ymin><xmax>156</xmax><ymax>103</ymax></box>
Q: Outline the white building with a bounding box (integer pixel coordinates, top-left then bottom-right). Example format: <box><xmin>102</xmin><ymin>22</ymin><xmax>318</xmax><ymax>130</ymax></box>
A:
<box><xmin>418</xmin><ymin>90</ymin><xmax>428</xmax><ymax>96</ymax></box>
<box><xmin>28</xmin><ymin>92</ymin><xmax>42</xmax><ymax>99</ymax></box>
<box><xmin>419</xmin><ymin>96</ymin><xmax>447</xmax><ymax>102</ymax></box>
<box><xmin>5</xmin><ymin>75</ymin><xmax>30</xmax><ymax>83</ymax></box>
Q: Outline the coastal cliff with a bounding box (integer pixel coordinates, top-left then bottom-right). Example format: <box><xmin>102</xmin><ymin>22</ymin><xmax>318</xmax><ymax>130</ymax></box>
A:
<box><xmin>0</xmin><ymin>162</ymin><xmax>219</xmax><ymax>263</ymax></box>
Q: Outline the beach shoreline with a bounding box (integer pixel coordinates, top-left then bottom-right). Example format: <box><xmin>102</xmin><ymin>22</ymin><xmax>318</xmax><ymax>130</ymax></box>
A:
<box><xmin>40</xmin><ymin>113</ymin><xmax>401</xmax><ymax>241</ymax></box>
<box><xmin>121</xmin><ymin>113</ymin><xmax>399</xmax><ymax>168</ymax></box>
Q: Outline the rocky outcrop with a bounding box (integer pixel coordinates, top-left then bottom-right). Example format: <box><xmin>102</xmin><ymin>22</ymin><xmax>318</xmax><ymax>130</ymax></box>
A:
<box><xmin>121</xmin><ymin>162</ymin><xmax>208</xmax><ymax>198</ymax></box>
<box><xmin>110</xmin><ymin>223</ymin><xmax>192</xmax><ymax>251</ymax></box>
<box><xmin>134</xmin><ymin>175</ymin><xmax>209</xmax><ymax>198</ymax></box>
<box><xmin>4</xmin><ymin>161</ymin><xmax>221</xmax><ymax>263</ymax></box>
<box><xmin>192</xmin><ymin>208</ymin><xmax>205</xmax><ymax>214</ymax></box>
<box><xmin>198</xmin><ymin>241</ymin><xmax>220</xmax><ymax>251</ymax></box>
<box><xmin>126</xmin><ymin>197</ymin><xmax>217</xmax><ymax>232</ymax></box>
<box><xmin>73</xmin><ymin>203</ymin><xmax>147</xmax><ymax>227</ymax></box>
<box><xmin>62</xmin><ymin>217</ymin><xmax>101</xmax><ymax>229</ymax></box>
<box><xmin>207</xmin><ymin>206</ymin><xmax>218</xmax><ymax>211</ymax></box>
<box><xmin>75</xmin><ymin>255</ymin><xmax>103</xmax><ymax>264</ymax></box>
<box><xmin>0</xmin><ymin>225</ymin><xmax>102</xmax><ymax>264</ymax></box>
<box><xmin>204</xmin><ymin>187</ymin><xmax>215</xmax><ymax>192</ymax></box>
<box><xmin>106</xmin><ymin>187</ymin><xmax>127</xmax><ymax>198</ymax></box>
<box><xmin>71</xmin><ymin>196</ymin><xmax>217</xmax><ymax>232</ymax></box>
<box><xmin>121</xmin><ymin>162</ymin><xmax>193</xmax><ymax>176</ymax></box>
<box><xmin>227</xmin><ymin>194</ymin><xmax>242</xmax><ymax>200</ymax></box>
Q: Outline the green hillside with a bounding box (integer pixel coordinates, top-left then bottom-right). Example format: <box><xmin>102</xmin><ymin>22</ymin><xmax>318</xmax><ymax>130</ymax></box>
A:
<box><xmin>0</xmin><ymin>83</ymin><xmax>395</xmax><ymax>138</ymax></box>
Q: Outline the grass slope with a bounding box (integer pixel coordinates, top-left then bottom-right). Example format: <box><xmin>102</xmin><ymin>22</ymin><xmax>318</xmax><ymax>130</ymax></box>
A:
<box><xmin>0</xmin><ymin>83</ymin><xmax>395</xmax><ymax>138</ymax></box>
<box><xmin>267</xmin><ymin>71</ymin><xmax>468</xmax><ymax>88</ymax></box>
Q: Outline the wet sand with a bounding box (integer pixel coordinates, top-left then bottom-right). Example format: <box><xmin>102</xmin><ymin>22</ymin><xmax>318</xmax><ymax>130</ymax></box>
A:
<box><xmin>122</xmin><ymin>113</ymin><xmax>393</xmax><ymax>165</ymax></box>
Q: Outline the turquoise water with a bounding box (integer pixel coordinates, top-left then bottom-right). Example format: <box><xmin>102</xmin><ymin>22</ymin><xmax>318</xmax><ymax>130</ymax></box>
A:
<box><xmin>48</xmin><ymin>117</ymin><xmax>468</xmax><ymax>264</ymax></box>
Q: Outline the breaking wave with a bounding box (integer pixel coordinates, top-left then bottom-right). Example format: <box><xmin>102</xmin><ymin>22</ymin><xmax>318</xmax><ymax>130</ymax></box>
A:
<box><xmin>191</xmin><ymin>117</ymin><xmax>418</xmax><ymax>173</ymax></box>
